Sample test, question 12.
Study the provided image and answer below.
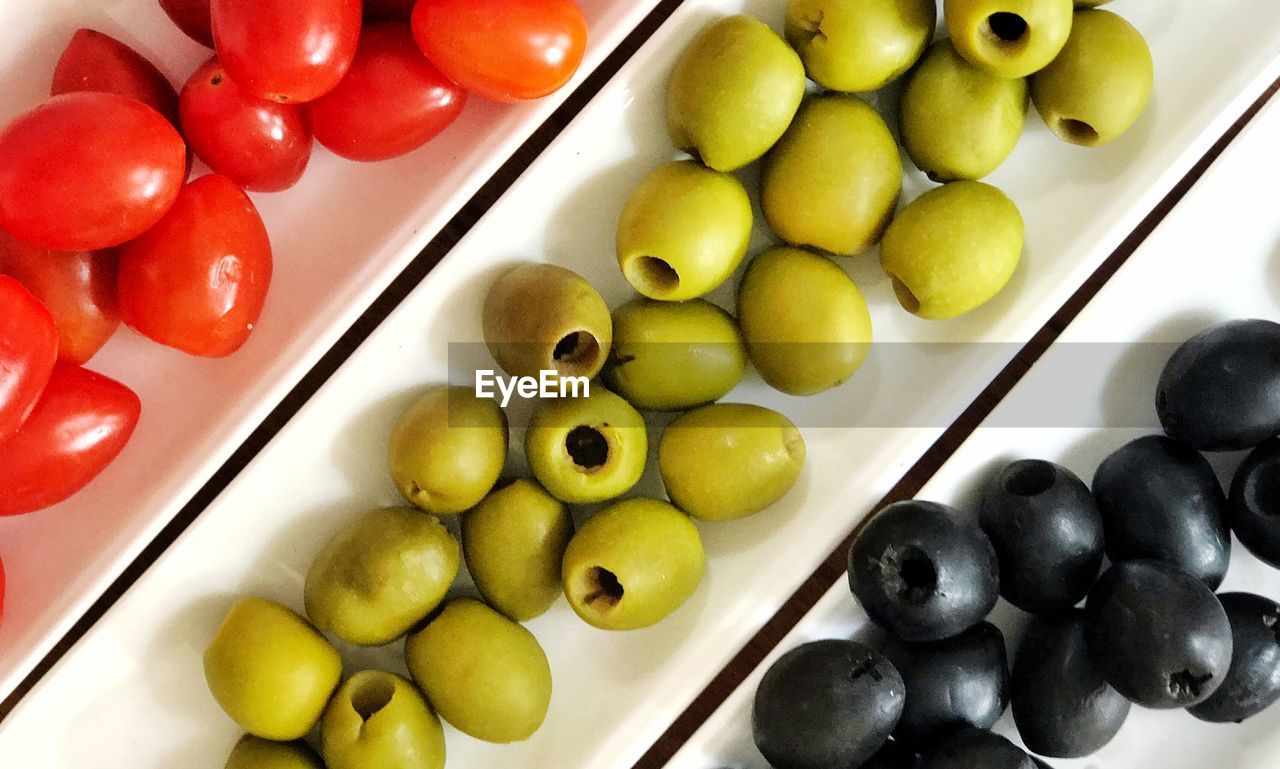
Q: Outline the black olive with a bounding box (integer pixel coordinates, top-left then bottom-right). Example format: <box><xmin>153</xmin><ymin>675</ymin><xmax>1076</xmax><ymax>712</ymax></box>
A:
<box><xmin>1011</xmin><ymin>610</ymin><xmax>1130</xmax><ymax>757</ymax></box>
<box><xmin>883</xmin><ymin>621</ymin><xmax>1009</xmax><ymax>747</ymax></box>
<box><xmin>1084</xmin><ymin>559</ymin><xmax>1232</xmax><ymax>709</ymax></box>
<box><xmin>1092</xmin><ymin>435</ymin><xmax>1230</xmax><ymax>588</ymax></box>
<box><xmin>848</xmin><ymin>500</ymin><xmax>999</xmax><ymax>642</ymax></box>
<box><xmin>919</xmin><ymin>728</ymin><xmax>1036</xmax><ymax>769</ymax></box>
<box><xmin>752</xmin><ymin>639</ymin><xmax>903</xmax><ymax>769</ymax></box>
<box><xmin>1157</xmin><ymin>319</ymin><xmax>1280</xmax><ymax>451</ymax></box>
<box><xmin>1229</xmin><ymin>438</ymin><xmax>1280</xmax><ymax>568</ymax></box>
<box><xmin>1188</xmin><ymin>592</ymin><xmax>1280</xmax><ymax>723</ymax></box>
<box><xmin>979</xmin><ymin>459</ymin><xmax>1104</xmax><ymax>614</ymax></box>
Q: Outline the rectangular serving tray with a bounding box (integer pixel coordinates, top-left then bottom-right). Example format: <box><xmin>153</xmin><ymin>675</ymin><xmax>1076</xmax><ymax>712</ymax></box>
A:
<box><xmin>2</xmin><ymin>1</ymin><xmax>1279</xmax><ymax>767</ymax></box>
<box><xmin>666</xmin><ymin>91</ymin><xmax>1280</xmax><ymax>769</ymax></box>
<box><xmin>0</xmin><ymin>0</ymin><xmax>669</xmax><ymax>701</ymax></box>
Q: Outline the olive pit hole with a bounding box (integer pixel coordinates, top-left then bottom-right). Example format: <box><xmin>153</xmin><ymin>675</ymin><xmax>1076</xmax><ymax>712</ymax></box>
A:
<box><xmin>1056</xmin><ymin>118</ymin><xmax>1101</xmax><ymax>146</ymax></box>
<box><xmin>627</xmin><ymin>256</ymin><xmax>681</xmax><ymax>297</ymax></box>
<box><xmin>565</xmin><ymin>426</ymin><xmax>609</xmax><ymax>470</ymax></box>
<box><xmin>880</xmin><ymin>546</ymin><xmax>938</xmax><ymax>606</ymax></box>
<box><xmin>552</xmin><ymin>331</ymin><xmax>601</xmax><ymax>375</ymax></box>
<box><xmin>351</xmin><ymin>677</ymin><xmax>396</xmax><ymax>722</ymax></box>
<box><xmin>1003</xmin><ymin>460</ymin><xmax>1056</xmax><ymax>497</ymax></box>
<box><xmin>891</xmin><ymin>278</ymin><xmax>922</xmax><ymax>315</ymax></box>
<box><xmin>984</xmin><ymin>12</ymin><xmax>1029</xmax><ymax>45</ymax></box>
<box><xmin>1167</xmin><ymin>669</ymin><xmax>1213</xmax><ymax>701</ymax></box>
<box><xmin>583</xmin><ymin>566</ymin><xmax>624</xmax><ymax>608</ymax></box>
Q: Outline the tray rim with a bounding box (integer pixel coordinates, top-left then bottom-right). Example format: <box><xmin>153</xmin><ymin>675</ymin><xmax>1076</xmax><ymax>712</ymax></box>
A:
<box><xmin>3</xmin><ymin>1</ymin><xmax>1280</xmax><ymax>765</ymax></box>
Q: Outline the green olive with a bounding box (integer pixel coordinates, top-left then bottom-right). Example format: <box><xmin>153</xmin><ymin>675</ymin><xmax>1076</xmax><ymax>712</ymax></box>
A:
<box><xmin>1030</xmin><ymin>10</ymin><xmax>1153</xmax><ymax>146</ymax></box>
<box><xmin>562</xmin><ymin>497</ymin><xmax>705</xmax><ymax>630</ymax></box>
<box><xmin>880</xmin><ymin>181</ymin><xmax>1023</xmax><ymax>320</ymax></box>
<box><xmin>659</xmin><ymin>403</ymin><xmax>805</xmax><ymax>522</ymax></box>
<box><xmin>483</xmin><ymin>263</ymin><xmax>612</xmax><ymax>379</ymax></box>
<box><xmin>602</xmin><ymin>298</ymin><xmax>746</xmax><ymax>411</ymax></box>
<box><xmin>405</xmin><ymin>598</ymin><xmax>552</xmax><ymax>743</ymax></box>
<box><xmin>320</xmin><ymin>671</ymin><xmax>445</xmax><ymax>769</ymax></box>
<box><xmin>785</xmin><ymin>0</ymin><xmax>935</xmax><ymax>92</ymax></box>
<box><xmin>945</xmin><ymin>0</ymin><xmax>1074</xmax><ymax>78</ymax></box>
<box><xmin>387</xmin><ymin>385</ymin><xmax>507</xmax><ymax>515</ymax></box>
<box><xmin>1075</xmin><ymin>0</ymin><xmax>1110</xmax><ymax>5</ymax></box>
<box><xmin>761</xmin><ymin>95</ymin><xmax>902</xmax><ymax>256</ymax></box>
<box><xmin>225</xmin><ymin>736</ymin><xmax>323</xmax><ymax>769</ymax></box>
<box><xmin>525</xmin><ymin>387</ymin><xmax>647</xmax><ymax>504</ymax></box>
<box><xmin>204</xmin><ymin>598</ymin><xmax>342</xmax><ymax>741</ymax></box>
<box><xmin>737</xmin><ymin>247</ymin><xmax>872</xmax><ymax>396</ymax></box>
<box><xmin>616</xmin><ymin>161</ymin><xmax>752</xmax><ymax>301</ymax></box>
<box><xmin>462</xmin><ymin>479</ymin><xmax>572</xmax><ymax>621</ymax></box>
<box><xmin>667</xmin><ymin>15</ymin><xmax>806</xmax><ymax>172</ymax></box>
<box><xmin>901</xmin><ymin>38</ymin><xmax>1028</xmax><ymax>182</ymax></box>
<box><xmin>304</xmin><ymin>507</ymin><xmax>459</xmax><ymax>646</ymax></box>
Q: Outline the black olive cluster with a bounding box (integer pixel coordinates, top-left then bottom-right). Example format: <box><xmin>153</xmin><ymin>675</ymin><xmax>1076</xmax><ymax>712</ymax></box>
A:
<box><xmin>752</xmin><ymin>318</ymin><xmax>1280</xmax><ymax>769</ymax></box>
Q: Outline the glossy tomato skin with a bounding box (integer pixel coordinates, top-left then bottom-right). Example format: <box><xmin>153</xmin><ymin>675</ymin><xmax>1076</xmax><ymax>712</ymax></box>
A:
<box><xmin>0</xmin><ymin>231</ymin><xmax>119</xmax><ymax>365</ymax></box>
<box><xmin>159</xmin><ymin>0</ymin><xmax>214</xmax><ymax>47</ymax></box>
<box><xmin>308</xmin><ymin>24</ymin><xmax>466</xmax><ymax>162</ymax></box>
<box><xmin>0</xmin><ymin>276</ymin><xmax>58</xmax><ymax>441</ymax></box>
<box><xmin>180</xmin><ymin>57</ymin><xmax>313</xmax><ymax>192</ymax></box>
<box><xmin>117</xmin><ymin>175</ymin><xmax>272</xmax><ymax>357</ymax></box>
<box><xmin>0</xmin><ymin>93</ymin><xmax>186</xmax><ymax>250</ymax></box>
<box><xmin>412</xmin><ymin>0</ymin><xmax>587</xmax><ymax>102</ymax></box>
<box><xmin>0</xmin><ymin>362</ymin><xmax>140</xmax><ymax>516</ymax></box>
<box><xmin>211</xmin><ymin>0</ymin><xmax>361</xmax><ymax>103</ymax></box>
<box><xmin>51</xmin><ymin>29</ymin><xmax>181</xmax><ymax>128</ymax></box>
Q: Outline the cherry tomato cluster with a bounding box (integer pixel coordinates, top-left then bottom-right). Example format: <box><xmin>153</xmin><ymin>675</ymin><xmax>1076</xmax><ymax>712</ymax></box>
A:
<box><xmin>0</xmin><ymin>0</ymin><xmax>589</xmax><ymax>619</ymax></box>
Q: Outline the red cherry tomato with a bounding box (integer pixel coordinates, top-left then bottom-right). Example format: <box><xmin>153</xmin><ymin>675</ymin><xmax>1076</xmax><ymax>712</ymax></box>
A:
<box><xmin>308</xmin><ymin>24</ymin><xmax>466</xmax><ymax>162</ymax></box>
<box><xmin>159</xmin><ymin>0</ymin><xmax>213</xmax><ymax>48</ymax></box>
<box><xmin>0</xmin><ymin>231</ymin><xmax>119</xmax><ymax>366</ymax></box>
<box><xmin>180</xmin><ymin>57</ymin><xmax>312</xmax><ymax>192</ymax></box>
<box><xmin>364</xmin><ymin>0</ymin><xmax>416</xmax><ymax>21</ymax></box>
<box><xmin>0</xmin><ymin>93</ymin><xmax>187</xmax><ymax>251</ymax></box>
<box><xmin>0</xmin><ymin>276</ymin><xmax>58</xmax><ymax>441</ymax></box>
<box><xmin>411</xmin><ymin>0</ymin><xmax>587</xmax><ymax>102</ymax></box>
<box><xmin>117</xmin><ymin>175</ymin><xmax>272</xmax><ymax>357</ymax></box>
<box><xmin>0</xmin><ymin>363</ymin><xmax>140</xmax><ymax>516</ymax></box>
<box><xmin>51</xmin><ymin>29</ymin><xmax>181</xmax><ymax>129</ymax></box>
<box><xmin>211</xmin><ymin>0</ymin><xmax>361</xmax><ymax>103</ymax></box>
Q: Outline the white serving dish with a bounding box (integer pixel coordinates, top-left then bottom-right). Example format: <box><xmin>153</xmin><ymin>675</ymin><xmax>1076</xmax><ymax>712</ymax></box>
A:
<box><xmin>667</xmin><ymin>91</ymin><xmax>1280</xmax><ymax>769</ymax></box>
<box><xmin>2</xmin><ymin>0</ymin><xmax>1279</xmax><ymax>766</ymax></box>
<box><xmin>0</xmin><ymin>0</ymin><xmax>669</xmax><ymax>699</ymax></box>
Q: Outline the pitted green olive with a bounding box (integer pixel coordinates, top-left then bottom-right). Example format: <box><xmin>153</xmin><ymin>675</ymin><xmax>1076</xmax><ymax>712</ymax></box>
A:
<box><xmin>660</xmin><ymin>403</ymin><xmax>806</xmax><ymax>521</ymax></box>
<box><xmin>387</xmin><ymin>385</ymin><xmax>507</xmax><ymax>515</ymax></box>
<box><xmin>463</xmin><ymin>479</ymin><xmax>572</xmax><ymax>621</ymax></box>
<box><xmin>603</xmin><ymin>298</ymin><xmax>746</xmax><ymax>411</ymax></box>
<box><xmin>667</xmin><ymin>15</ymin><xmax>806</xmax><ymax>172</ymax></box>
<box><xmin>304</xmin><ymin>507</ymin><xmax>460</xmax><ymax>646</ymax></box>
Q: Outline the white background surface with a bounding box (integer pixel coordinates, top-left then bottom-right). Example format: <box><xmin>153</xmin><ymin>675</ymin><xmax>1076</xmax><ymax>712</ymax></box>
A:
<box><xmin>669</xmin><ymin>91</ymin><xmax>1280</xmax><ymax>769</ymax></box>
<box><xmin>0</xmin><ymin>0</ymin><xmax>668</xmax><ymax>700</ymax></box>
<box><xmin>2</xmin><ymin>0</ymin><xmax>1280</xmax><ymax>767</ymax></box>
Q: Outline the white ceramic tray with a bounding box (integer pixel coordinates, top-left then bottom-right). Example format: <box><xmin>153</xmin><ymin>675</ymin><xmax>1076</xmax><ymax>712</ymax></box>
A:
<box><xmin>0</xmin><ymin>0</ymin><xmax>669</xmax><ymax>699</ymax></box>
<box><xmin>667</xmin><ymin>91</ymin><xmax>1280</xmax><ymax>769</ymax></box>
<box><xmin>2</xmin><ymin>0</ymin><xmax>1279</xmax><ymax>766</ymax></box>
